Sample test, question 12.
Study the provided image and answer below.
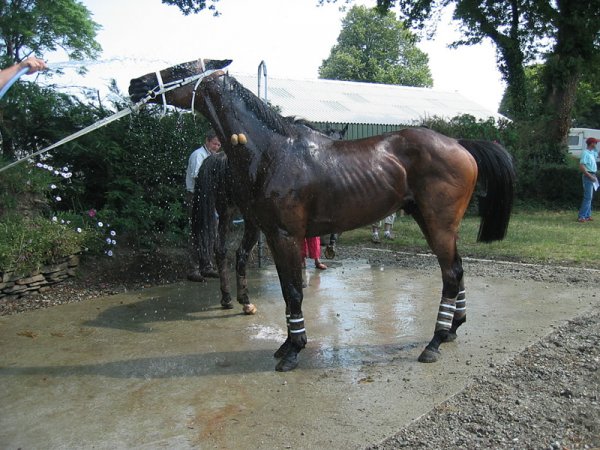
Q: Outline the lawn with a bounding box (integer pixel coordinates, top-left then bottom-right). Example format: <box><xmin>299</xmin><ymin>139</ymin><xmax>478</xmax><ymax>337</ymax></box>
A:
<box><xmin>337</xmin><ymin>209</ymin><xmax>600</xmax><ymax>267</ymax></box>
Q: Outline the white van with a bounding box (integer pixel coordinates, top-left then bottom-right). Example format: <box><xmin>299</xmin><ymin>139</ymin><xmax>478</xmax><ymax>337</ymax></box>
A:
<box><xmin>568</xmin><ymin>127</ymin><xmax>600</xmax><ymax>160</ymax></box>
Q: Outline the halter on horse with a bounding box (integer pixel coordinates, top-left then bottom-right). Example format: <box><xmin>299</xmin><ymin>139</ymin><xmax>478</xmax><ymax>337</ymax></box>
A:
<box><xmin>129</xmin><ymin>59</ymin><xmax>516</xmax><ymax>372</ymax></box>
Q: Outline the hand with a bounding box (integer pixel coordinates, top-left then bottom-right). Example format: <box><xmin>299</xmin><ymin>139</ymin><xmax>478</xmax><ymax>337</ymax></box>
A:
<box><xmin>19</xmin><ymin>56</ymin><xmax>47</xmax><ymax>75</ymax></box>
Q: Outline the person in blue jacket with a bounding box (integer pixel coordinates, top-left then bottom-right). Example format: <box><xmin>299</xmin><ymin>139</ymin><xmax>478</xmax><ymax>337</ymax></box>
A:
<box><xmin>577</xmin><ymin>137</ymin><xmax>599</xmax><ymax>222</ymax></box>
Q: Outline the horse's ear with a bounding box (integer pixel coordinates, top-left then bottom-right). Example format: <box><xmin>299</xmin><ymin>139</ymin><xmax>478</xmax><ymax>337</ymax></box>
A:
<box><xmin>205</xmin><ymin>59</ymin><xmax>233</xmax><ymax>71</ymax></box>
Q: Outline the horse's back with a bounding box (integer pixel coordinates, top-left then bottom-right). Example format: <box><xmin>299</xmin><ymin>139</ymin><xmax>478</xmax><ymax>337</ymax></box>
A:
<box><xmin>300</xmin><ymin>128</ymin><xmax>477</xmax><ymax>235</ymax></box>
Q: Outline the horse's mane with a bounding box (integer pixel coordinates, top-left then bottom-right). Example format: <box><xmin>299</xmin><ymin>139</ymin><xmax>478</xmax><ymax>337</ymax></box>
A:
<box><xmin>226</xmin><ymin>75</ymin><xmax>308</xmax><ymax>137</ymax></box>
<box><xmin>284</xmin><ymin>116</ymin><xmax>335</xmax><ymax>137</ymax></box>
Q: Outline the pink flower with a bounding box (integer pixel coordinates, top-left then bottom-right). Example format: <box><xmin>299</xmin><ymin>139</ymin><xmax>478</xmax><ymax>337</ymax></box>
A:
<box><xmin>88</xmin><ymin>209</ymin><xmax>97</xmax><ymax>218</ymax></box>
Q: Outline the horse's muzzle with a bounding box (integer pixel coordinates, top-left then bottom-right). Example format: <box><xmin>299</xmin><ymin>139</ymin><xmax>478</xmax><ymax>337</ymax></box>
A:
<box><xmin>128</xmin><ymin>77</ymin><xmax>153</xmax><ymax>103</ymax></box>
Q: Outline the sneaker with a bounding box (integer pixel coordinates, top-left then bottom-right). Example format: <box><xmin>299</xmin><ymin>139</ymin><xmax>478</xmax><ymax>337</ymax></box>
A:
<box><xmin>372</xmin><ymin>233</ymin><xmax>381</xmax><ymax>243</ymax></box>
<box><xmin>384</xmin><ymin>232</ymin><xmax>394</xmax><ymax>240</ymax></box>
<box><xmin>586</xmin><ymin>217</ymin><xmax>593</xmax><ymax>221</ymax></box>
<box><xmin>577</xmin><ymin>218</ymin><xmax>587</xmax><ymax>223</ymax></box>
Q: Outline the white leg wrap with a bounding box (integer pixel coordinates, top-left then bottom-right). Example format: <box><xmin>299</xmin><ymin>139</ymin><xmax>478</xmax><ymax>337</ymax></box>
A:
<box><xmin>435</xmin><ymin>296</ymin><xmax>457</xmax><ymax>332</ymax></box>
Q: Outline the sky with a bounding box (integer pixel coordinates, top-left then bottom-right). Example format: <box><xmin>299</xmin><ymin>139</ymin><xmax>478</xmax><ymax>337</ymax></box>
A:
<box><xmin>43</xmin><ymin>0</ymin><xmax>505</xmax><ymax>112</ymax></box>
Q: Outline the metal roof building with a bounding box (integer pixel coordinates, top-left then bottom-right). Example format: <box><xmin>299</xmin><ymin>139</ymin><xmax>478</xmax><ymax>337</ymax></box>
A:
<box><xmin>235</xmin><ymin>75</ymin><xmax>504</xmax><ymax>139</ymax></box>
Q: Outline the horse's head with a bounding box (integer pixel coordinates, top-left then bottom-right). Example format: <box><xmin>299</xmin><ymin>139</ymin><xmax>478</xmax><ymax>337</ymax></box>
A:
<box><xmin>128</xmin><ymin>58</ymin><xmax>232</xmax><ymax>105</ymax></box>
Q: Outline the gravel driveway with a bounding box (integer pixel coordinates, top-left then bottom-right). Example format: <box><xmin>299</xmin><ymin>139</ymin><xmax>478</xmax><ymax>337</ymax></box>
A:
<box><xmin>2</xmin><ymin>244</ymin><xmax>599</xmax><ymax>449</ymax></box>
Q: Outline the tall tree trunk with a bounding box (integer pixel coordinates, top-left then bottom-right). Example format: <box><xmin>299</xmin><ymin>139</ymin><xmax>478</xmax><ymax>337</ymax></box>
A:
<box><xmin>498</xmin><ymin>40</ymin><xmax>529</xmax><ymax>119</ymax></box>
<box><xmin>543</xmin><ymin>56</ymin><xmax>580</xmax><ymax>157</ymax></box>
<box><xmin>540</xmin><ymin>0</ymin><xmax>599</xmax><ymax>162</ymax></box>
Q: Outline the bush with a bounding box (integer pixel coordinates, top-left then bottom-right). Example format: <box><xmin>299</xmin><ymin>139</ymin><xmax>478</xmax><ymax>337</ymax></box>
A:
<box><xmin>0</xmin><ymin>157</ymin><xmax>54</xmax><ymax>218</ymax></box>
<box><xmin>0</xmin><ymin>214</ymin><xmax>89</xmax><ymax>276</ymax></box>
<box><xmin>49</xmin><ymin>107</ymin><xmax>210</xmax><ymax>249</ymax></box>
<box><xmin>422</xmin><ymin>115</ymin><xmax>519</xmax><ymax>148</ymax></box>
<box><xmin>0</xmin><ymin>158</ymin><xmax>116</xmax><ymax>274</ymax></box>
<box><xmin>517</xmin><ymin>162</ymin><xmax>585</xmax><ymax>208</ymax></box>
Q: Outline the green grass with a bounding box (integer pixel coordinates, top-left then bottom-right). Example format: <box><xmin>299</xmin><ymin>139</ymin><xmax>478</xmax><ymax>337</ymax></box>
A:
<box><xmin>338</xmin><ymin>210</ymin><xmax>600</xmax><ymax>267</ymax></box>
<box><xmin>0</xmin><ymin>215</ymin><xmax>90</xmax><ymax>276</ymax></box>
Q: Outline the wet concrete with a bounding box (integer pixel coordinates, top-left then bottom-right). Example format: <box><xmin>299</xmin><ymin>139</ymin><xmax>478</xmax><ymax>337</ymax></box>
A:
<box><xmin>1</xmin><ymin>259</ymin><xmax>597</xmax><ymax>449</ymax></box>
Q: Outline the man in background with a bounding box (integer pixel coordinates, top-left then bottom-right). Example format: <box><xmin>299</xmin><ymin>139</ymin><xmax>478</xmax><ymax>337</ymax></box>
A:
<box><xmin>185</xmin><ymin>129</ymin><xmax>221</xmax><ymax>281</ymax></box>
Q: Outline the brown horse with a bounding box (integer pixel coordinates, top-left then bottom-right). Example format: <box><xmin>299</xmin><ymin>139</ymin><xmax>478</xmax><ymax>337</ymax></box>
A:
<box><xmin>129</xmin><ymin>59</ymin><xmax>516</xmax><ymax>372</ymax></box>
<box><xmin>193</xmin><ymin>124</ymin><xmax>340</xmax><ymax>314</ymax></box>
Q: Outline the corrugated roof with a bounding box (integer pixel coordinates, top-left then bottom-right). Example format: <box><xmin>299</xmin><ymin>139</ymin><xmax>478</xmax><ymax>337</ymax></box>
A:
<box><xmin>235</xmin><ymin>75</ymin><xmax>505</xmax><ymax>125</ymax></box>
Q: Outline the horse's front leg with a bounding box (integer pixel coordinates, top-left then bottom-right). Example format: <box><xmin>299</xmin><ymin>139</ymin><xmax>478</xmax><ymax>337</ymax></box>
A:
<box><xmin>267</xmin><ymin>233</ymin><xmax>306</xmax><ymax>372</ymax></box>
<box><xmin>418</xmin><ymin>252</ymin><xmax>463</xmax><ymax>363</ymax></box>
<box><xmin>215</xmin><ymin>209</ymin><xmax>233</xmax><ymax>309</ymax></box>
<box><xmin>235</xmin><ymin>220</ymin><xmax>259</xmax><ymax>315</ymax></box>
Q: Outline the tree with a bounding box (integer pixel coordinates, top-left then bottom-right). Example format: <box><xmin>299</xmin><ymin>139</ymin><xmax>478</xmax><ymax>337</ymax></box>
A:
<box><xmin>571</xmin><ymin>67</ymin><xmax>600</xmax><ymax>129</ymax></box>
<box><xmin>500</xmin><ymin>63</ymin><xmax>600</xmax><ymax>130</ymax></box>
<box><xmin>319</xmin><ymin>5</ymin><xmax>433</xmax><ymax>87</ymax></box>
<box><xmin>0</xmin><ymin>0</ymin><xmax>101</xmax><ymax>65</ymax></box>
<box><xmin>373</xmin><ymin>0</ymin><xmax>600</xmax><ymax>162</ymax></box>
<box><xmin>540</xmin><ymin>0</ymin><xmax>600</xmax><ymax>155</ymax></box>
<box><xmin>0</xmin><ymin>0</ymin><xmax>101</xmax><ymax>159</ymax></box>
<box><xmin>374</xmin><ymin>0</ymin><xmax>545</xmax><ymax>119</ymax></box>
<box><xmin>161</xmin><ymin>0</ymin><xmax>220</xmax><ymax>15</ymax></box>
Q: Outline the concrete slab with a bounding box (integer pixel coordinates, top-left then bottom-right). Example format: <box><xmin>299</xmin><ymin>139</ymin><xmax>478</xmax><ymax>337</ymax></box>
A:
<box><xmin>1</xmin><ymin>260</ymin><xmax>597</xmax><ymax>449</ymax></box>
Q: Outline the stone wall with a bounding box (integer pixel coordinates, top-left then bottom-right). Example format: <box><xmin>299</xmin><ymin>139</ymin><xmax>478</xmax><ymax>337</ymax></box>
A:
<box><xmin>0</xmin><ymin>255</ymin><xmax>79</xmax><ymax>300</ymax></box>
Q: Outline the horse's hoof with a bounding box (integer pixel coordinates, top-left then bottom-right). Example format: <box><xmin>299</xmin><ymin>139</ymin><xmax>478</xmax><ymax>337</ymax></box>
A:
<box><xmin>274</xmin><ymin>339</ymin><xmax>292</xmax><ymax>359</ymax></box>
<box><xmin>275</xmin><ymin>352</ymin><xmax>298</xmax><ymax>372</ymax></box>
<box><xmin>201</xmin><ymin>269</ymin><xmax>219</xmax><ymax>278</ymax></box>
<box><xmin>220</xmin><ymin>300</ymin><xmax>234</xmax><ymax>310</ymax></box>
<box><xmin>242</xmin><ymin>303</ymin><xmax>257</xmax><ymax>315</ymax></box>
<box><xmin>186</xmin><ymin>271</ymin><xmax>205</xmax><ymax>282</ymax></box>
<box><xmin>418</xmin><ymin>347</ymin><xmax>440</xmax><ymax>363</ymax></box>
<box><xmin>442</xmin><ymin>332</ymin><xmax>457</xmax><ymax>343</ymax></box>
<box><xmin>324</xmin><ymin>246</ymin><xmax>335</xmax><ymax>259</ymax></box>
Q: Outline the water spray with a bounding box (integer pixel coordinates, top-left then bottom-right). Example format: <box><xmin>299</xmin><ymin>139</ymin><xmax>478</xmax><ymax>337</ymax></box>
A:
<box><xmin>0</xmin><ymin>66</ymin><xmax>214</xmax><ymax>174</ymax></box>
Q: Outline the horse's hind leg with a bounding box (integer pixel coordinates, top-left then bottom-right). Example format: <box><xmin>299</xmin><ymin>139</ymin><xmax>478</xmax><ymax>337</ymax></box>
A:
<box><xmin>418</xmin><ymin>250</ymin><xmax>463</xmax><ymax>363</ymax></box>
<box><xmin>411</xmin><ymin>211</ymin><xmax>465</xmax><ymax>363</ymax></box>
<box><xmin>444</xmin><ymin>278</ymin><xmax>466</xmax><ymax>343</ymax></box>
<box><xmin>236</xmin><ymin>220</ymin><xmax>259</xmax><ymax>315</ymax></box>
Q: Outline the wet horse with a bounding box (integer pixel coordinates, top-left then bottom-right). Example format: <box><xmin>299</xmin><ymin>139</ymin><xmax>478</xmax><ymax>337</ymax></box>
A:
<box><xmin>193</xmin><ymin>117</ymin><xmax>331</xmax><ymax>314</ymax></box>
<box><xmin>192</xmin><ymin>152</ymin><xmax>259</xmax><ymax>315</ymax></box>
<box><xmin>129</xmin><ymin>59</ymin><xmax>516</xmax><ymax>372</ymax></box>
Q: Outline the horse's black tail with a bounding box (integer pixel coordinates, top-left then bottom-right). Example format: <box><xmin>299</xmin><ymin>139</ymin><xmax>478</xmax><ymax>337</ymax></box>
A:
<box><xmin>192</xmin><ymin>153</ymin><xmax>231</xmax><ymax>266</ymax></box>
<box><xmin>458</xmin><ymin>139</ymin><xmax>516</xmax><ymax>243</ymax></box>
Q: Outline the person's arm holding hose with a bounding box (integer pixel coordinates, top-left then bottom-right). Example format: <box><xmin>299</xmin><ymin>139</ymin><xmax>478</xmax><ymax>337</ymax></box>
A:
<box><xmin>0</xmin><ymin>56</ymin><xmax>47</xmax><ymax>91</ymax></box>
